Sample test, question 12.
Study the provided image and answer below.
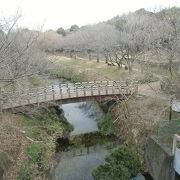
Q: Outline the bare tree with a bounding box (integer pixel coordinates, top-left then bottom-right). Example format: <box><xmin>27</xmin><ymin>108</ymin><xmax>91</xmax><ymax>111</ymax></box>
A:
<box><xmin>60</xmin><ymin>23</ymin><xmax>120</xmax><ymax>61</ymax></box>
<box><xmin>0</xmin><ymin>14</ymin><xmax>49</xmax><ymax>116</ymax></box>
<box><xmin>152</xmin><ymin>8</ymin><xmax>180</xmax><ymax>79</ymax></box>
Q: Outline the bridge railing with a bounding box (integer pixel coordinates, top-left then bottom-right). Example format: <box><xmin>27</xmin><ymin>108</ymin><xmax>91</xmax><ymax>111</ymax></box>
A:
<box><xmin>1</xmin><ymin>80</ymin><xmax>138</xmax><ymax>109</ymax></box>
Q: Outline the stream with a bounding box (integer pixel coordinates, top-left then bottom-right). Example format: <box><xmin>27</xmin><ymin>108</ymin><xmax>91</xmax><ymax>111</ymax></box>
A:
<box><xmin>44</xmin><ymin>76</ymin><xmax>150</xmax><ymax>180</ymax></box>
<box><xmin>54</xmin><ymin>101</ymin><xmax>117</xmax><ymax>180</ymax></box>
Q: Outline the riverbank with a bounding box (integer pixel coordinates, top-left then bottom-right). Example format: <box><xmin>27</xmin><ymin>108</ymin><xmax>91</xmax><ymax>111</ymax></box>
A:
<box><xmin>16</xmin><ymin>106</ymin><xmax>73</xmax><ymax>179</ymax></box>
<box><xmin>0</xmin><ymin>105</ymin><xmax>73</xmax><ymax>180</ymax></box>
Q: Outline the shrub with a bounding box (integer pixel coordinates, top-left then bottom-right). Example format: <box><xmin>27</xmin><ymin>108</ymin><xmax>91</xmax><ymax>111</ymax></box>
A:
<box><xmin>93</xmin><ymin>163</ymin><xmax>130</xmax><ymax>180</ymax></box>
<box><xmin>49</xmin><ymin>68</ymin><xmax>86</xmax><ymax>83</ymax></box>
<box><xmin>138</xmin><ymin>72</ymin><xmax>159</xmax><ymax>84</ymax></box>
<box><xmin>92</xmin><ymin>145</ymin><xmax>140</xmax><ymax>180</ymax></box>
<box><xmin>29</xmin><ymin>75</ymin><xmax>44</xmax><ymax>86</ymax></box>
<box><xmin>97</xmin><ymin>113</ymin><xmax>116</xmax><ymax>136</ymax></box>
<box><xmin>160</xmin><ymin>76</ymin><xmax>180</xmax><ymax>97</ymax></box>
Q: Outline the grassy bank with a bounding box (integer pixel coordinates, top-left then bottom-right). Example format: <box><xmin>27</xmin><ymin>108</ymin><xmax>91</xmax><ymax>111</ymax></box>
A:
<box><xmin>49</xmin><ymin>68</ymin><xmax>87</xmax><ymax>83</ymax></box>
<box><xmin>16</xmin><ymin>107</ymin><xmax>72</xmax><ymax>180</ymax></box>
<box><xmin>49</xmin><ymin>55</ymin><xmax>133</xmax><ymax>81</ymax></box>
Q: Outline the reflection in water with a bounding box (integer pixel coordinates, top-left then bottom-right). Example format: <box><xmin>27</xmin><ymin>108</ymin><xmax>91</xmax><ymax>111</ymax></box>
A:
<box><xmin>61</xmin><ymin>102</ymin><xmax>103</xmax><ymax>135</ymax></box>
<box><xmin>54</xmin><ymin>101</ymin><xmax>115</xmax><ymax>180</ymax></box>
<box><xmin>55</xmin><ymin>147</ymin><xmax>109</xmax><ymax>180</ymax></box>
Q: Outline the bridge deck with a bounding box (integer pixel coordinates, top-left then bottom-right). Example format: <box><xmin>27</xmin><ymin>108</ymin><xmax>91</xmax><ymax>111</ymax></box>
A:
<box><xmin>1</xmin><ymin>80</ymin><xmax>138</xmax><ymax>110</ymax></box>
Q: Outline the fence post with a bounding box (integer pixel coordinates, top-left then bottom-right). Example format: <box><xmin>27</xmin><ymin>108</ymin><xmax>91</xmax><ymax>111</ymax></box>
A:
<box><xmin>135</xmin><ymin>81</ymin><xmax>138</xmax><ymax>94</ymax></box>
<box><xmin>83</xmin><ymin>86</ymin><xmax>86</xmax><ymax>96</ymax></box>
<box><xmin>76</xmin><ymin>86</ymin><xmax>78</xmax><ymax>97</ymax></box>
<box><xmin>105</xmin><ymin>84</ymin><xmax>108</xmax><ymax>95</ymax></box>
<box><xmin>91</xmin><ymin>85</ymin><xmax>93</xmax><ymax>96</ymax></box>
<box><xmin>98</xmin><ymin>84</ymin><xmax>100</xmax><ymax>95</ymax></box>
<box><xmin>36</xmin><ymin>88</ymin><xmax>39</xmax><ymax>106</ymax></box>
<box><xmin>0</xmin><ymin>88</ymin><xmax>2</xmax><ymax>121</ymax></box>
<box><xmin>18</xmin><ymin>89</ymin><xmax>22</xmax><ymax>106</ymax></box>
<box><xmin>67</xmin><ymin>88</ymin><xmax>70</xmax><ymax>98</ymax></box>
<box><xmin>52</xmin><ymin>85</ymin><xmax>55</xmax><ymax>100</ymax></box>
<box><xmin>112</xmin><ymin>83</ymin><xmax>114</xmax><ymax>94</ymax></box>
<box><xmin>44</xmin><ymin>87</ymin><xmax>47</xmax><ymax>101</ymax></box>
<box><xmin>59</xmin><ymin>84</ymin><xmax>63</xmax><ymax>99</ymax></box>
<box><xmin>126</xmin><ymin>80</ymin><xmax>129</xmax><ymax>94</ymax></box>
<box><xmin>169</xmin><ymin>96</ymin><xmax>173</xmax><ymax>121</ymax></box>
<box><xmin>69</xmin><ymin>87</ymin><xmax>71</xmax><ymax>98</ymax></box>
<box><xmin>119</xmin><ymin>83</ymin><xmax>121</xmax><ymax>94</ymax></box>
<box><xmin>27</xmin><ymin>90</ymin><xmax>30</xmax><ymax>104</ymax></box>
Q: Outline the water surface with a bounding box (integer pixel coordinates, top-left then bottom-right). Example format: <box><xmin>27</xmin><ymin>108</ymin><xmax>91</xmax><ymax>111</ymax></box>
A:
<box><xmin>54</xmin><ymin>101</ymin><xmax>114</xmax><ymax>180</ymax></box>
<box><xmin>61</xmin><ymin>102</ymin><xmax>103</xmax><ymax>135</ymax></box>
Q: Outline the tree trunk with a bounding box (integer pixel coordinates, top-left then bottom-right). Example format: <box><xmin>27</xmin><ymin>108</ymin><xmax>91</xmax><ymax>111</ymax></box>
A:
<box><xmin>169</xmin><ymin>58</ymin><xmax>173</xmax><ymax>80</ymax></box>
<box><xmin>0</xmin><ymin>88</ymin><xmax>2</xmax><ymax>122</ymax></box>
<box><xmin>140</xmin><ymin>63</ymin><xmax>144</xmax><ymax>74</ymax></box>
<box><xmin>97</xmin><ymin>54</ymin><xmax>99</xmax><ymax>63</ymax></box>
<box><xmin>105</xmin><ymin>55</ymin><xmax>108</xmax><ymax>64</ymax></box>
<box><xmin>88</xmin><ymin>53</ymin><xmax>92</xmax><ymax>60</ymax></box>
<box><xmin>128</xmin><ymin>61</ymin><xmax>132</xmax><ymax>76</ymax></box>
<box><xmin>120</xmin><ymin>62</ymin><xmax>122</xmax><ymax>68</ymax></box>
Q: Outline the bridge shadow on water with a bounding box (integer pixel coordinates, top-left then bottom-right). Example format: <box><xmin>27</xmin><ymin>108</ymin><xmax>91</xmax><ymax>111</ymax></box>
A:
<box><xmin>56</xmin><ymin>132</ymin><xmax>119</xmax><ymax>156</ymax></box>
<box><xmin>54</xmin><ymin>132</ymin><xmax>120</xmax><ymax>180</ymax></box>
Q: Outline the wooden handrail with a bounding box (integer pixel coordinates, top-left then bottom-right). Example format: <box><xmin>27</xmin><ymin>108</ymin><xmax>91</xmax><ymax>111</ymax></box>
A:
<box><xmin>1</xmin><ymin>80</ymin><xmax>138</xmax><ymax>110</ymax></box>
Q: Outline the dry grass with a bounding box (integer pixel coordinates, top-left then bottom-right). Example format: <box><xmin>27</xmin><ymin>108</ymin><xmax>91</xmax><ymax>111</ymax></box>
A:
<box><xmin>50</xmin><ymin>55</ymin><xmax>142</xmax><ymax>81</ymax></box>
<box><xmin>0</xmin><ymin>113</ymin><xmax>27</xmax><ymax>180</ymax></box>
<box><xmin>111</xmin><ymin>95</ymin><xmax>170</xmax><ymax>170</ymax></box>
<box><xmin>113</xmin><ymin>96</ymin><xmax>169</xmax><ymax>140</ymax></box>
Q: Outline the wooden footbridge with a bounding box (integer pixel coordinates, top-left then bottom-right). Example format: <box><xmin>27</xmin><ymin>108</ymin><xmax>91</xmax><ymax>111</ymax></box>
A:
<box><xmin>1</xmin><ymin>80</ymin><xmax>138</xmax><ymax>111</ymax></box>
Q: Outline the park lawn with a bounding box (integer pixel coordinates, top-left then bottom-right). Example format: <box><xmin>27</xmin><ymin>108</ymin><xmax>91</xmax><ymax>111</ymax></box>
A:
<box><xmin>51</xmin><ymin>55</ymin><xmax>141</xmax><ymax>81</ymax></box>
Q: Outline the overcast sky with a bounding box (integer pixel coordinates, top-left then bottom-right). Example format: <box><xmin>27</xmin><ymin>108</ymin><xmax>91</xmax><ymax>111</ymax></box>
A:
<box><xmin>0</xmin><ymin>0</ymin><xmax>180</xmax><ymax>30</ymax></box>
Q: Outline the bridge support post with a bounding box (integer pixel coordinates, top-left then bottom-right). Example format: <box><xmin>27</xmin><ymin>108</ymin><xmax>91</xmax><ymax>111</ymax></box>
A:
<box><xmin>52</xmin><ymin>85</ymin><xmax>55</xmax><ymax>100</ymax></box>
<box><xmin>105</xmin><ymin>85</ymin><xmax>108</xmax><ymax>95</ymax></box>
<box><xmin>36</xmin><ymin>89</ymin><xmax>39</xmax><ymax>107</ymax></box>
<box><xmin>59</xmin><ymin>84</ymin><xmax>63</xmax><ymax>99</ymax></box>
<box><xmin>83</xmin><ymin>86</ymin><xmax>86</xmax><ymax>96</ymax></box>
<box><xmin>27</xmin><ymin>91</ymin><xmax>30</xmax><ymax>104</ymax></box>
<box><xmin>44</xmin><ymin>87</ymin><xmax>47</xmax><ymax>101</ymax></box>
<box><xmin>0</xmin><ymin>88</ymin><xmax>2</xmax><ymax>121</ymax></box>
<box><xmin>91</xmin><ymin>85</ymin><xmax>93</xmax><ymax>96</ymax></box>
<box><xmin>98</xmin><ymin>84</ymin><xmax>100</xmax><ymax>95</ymax></box>
<box><xmin>76</xmin><ymin>86</ymin><xmax>78</xmax><ymax>97</ymax></box>
<box><xmin>10</xmin><ymin>101</ymin><xmax>15</xmax><ymax>113</ymax></box>
<box><xmin>18</xmin><ymin>90</ymin><xmax>22</xmax><ymax>106</ymax></box>
<box><xmin>112</xmin><ymin>84</ymin><xmax>115</xmax><ymax>94</ymax></box>
<box><xmin>68</xmin><ymin>88</ymin><xmax>70</xmax><ymax>98</ymax></box>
